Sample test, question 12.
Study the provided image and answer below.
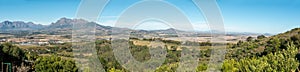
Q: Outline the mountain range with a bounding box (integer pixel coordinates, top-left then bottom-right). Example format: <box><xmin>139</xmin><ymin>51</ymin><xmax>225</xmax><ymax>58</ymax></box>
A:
<box><xmin>0</xmin><ymin>21</ymin><xmax>44</xmax><ymax>30</ymax></box>
<box><xmin>0</xmin><ymin>18</ymin><xmax>112</xmax><ymax>31</ymax></box>
<box><xmin>0</xmin><ymin>18</ymin><xmax>273</xmax><ymax>37</ymax></box>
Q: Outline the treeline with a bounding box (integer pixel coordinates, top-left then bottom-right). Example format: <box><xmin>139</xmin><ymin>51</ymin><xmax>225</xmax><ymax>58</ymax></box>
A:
<box><xmin>130</xmin><ymin>37</ymin><xmax>212</xmax><ymax>46</ymax></box>
<box><xmin>0</xmin><ymin>43</ymin><xmax>77</xmax><ymax>72</ymax></box>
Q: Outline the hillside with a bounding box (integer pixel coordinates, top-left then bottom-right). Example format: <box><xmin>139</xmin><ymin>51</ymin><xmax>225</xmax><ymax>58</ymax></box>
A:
<box><xmin>227</xmin><ymin>28</ymin><xmax>300</xmax><ymax>58</ymax></box>
<box><xmin>221</xmin><ymin>27</ymin><xmax>300</xmax><ymax>71</ymax></box>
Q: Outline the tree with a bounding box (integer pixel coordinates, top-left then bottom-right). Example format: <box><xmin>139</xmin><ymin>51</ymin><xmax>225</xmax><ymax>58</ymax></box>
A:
<box><xmin>170</xmin><ymin>46</ymin><xmax>177</xmax><ymax>51</ymax></box>
<box><xmin>262</xmin><ymin>37</ymin><xmax>282</xmax><ymax>55</ymax></box>
<box><xmin>257</xmin><ymin>35</ymin><xmax>266</xmax><ymax>39</ymax></box>
<box><xmin>246</xmin><ymin>36</ymin><xmax>254</xmax><ymax>42</ymax></box>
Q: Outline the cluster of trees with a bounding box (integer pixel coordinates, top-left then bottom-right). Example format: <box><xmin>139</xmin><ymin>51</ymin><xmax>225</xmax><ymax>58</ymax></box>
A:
<box><xmin>222</xmin><ymin>43</ymin><xmax>299</xmax><ymax>72</ymax></box>
<box><xmin>95</xmin><ymin>39</ymin><xmax>215</xmax><ymax>71</ymax></box>
<box><xmin>0</xmin><ymin>42</ymin><xmax>77</xmax><ymax>72</ymax></box>
<box><xmin>0</xmin><ymin>43</ymin><xmax>33</xmax><ymax>71</ymax></box>
<box><xmin>34</xmin><ymin>55</ymin><xmax>78</xmax><ymax>72</ymax></box>
<box><xmin>0</xmin><ymin>43</ymin><xmax>25</xmax><ymax>62</ymax></box>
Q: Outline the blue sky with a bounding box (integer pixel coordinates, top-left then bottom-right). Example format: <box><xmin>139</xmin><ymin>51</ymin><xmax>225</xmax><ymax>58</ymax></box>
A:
<box><xmin>0</xmin><ymin>0</ymin><xmax>300</xmax><ymax>34</ymax></box>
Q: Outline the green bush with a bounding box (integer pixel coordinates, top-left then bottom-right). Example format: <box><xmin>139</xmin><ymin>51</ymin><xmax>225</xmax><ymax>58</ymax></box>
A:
<box><xmin>34</xmin><ymin>55</ymin><xmax>78</xmax><ymax>72</ymax></box>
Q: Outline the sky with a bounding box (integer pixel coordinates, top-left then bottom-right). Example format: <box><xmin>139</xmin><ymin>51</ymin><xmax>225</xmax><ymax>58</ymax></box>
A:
<box><xmin>0</xmin><ymin>0</ymin><xmax>300</xmax><ymax>34</ymax></box>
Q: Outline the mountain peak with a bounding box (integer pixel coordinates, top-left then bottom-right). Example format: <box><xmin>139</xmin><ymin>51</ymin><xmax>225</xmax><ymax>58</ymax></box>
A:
<box><xmin>2</xmin><ymin>21</ymin><xmax>13</xmax><ymax>25</ymax></box>
<box><xmin>0</xmin><ymin>20</ymin><xmax>43</xmax><ymax>30</ymax></box>
<box><xmin>53</xmin><ymin>18</ymin><xmax>89</xmax><ymax>25</ymax></box>
<box><xmin>54</xmin><ymin>18</ymin><xmax>73</xmax><ymax>24</ymax></box>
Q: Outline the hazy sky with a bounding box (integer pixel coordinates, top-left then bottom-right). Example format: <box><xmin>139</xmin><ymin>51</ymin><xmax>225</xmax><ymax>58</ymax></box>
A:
<box><xmin>1</xmin><ymin>0</ymin><xmax>300</xmax><ymax>34</ymax></box>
